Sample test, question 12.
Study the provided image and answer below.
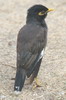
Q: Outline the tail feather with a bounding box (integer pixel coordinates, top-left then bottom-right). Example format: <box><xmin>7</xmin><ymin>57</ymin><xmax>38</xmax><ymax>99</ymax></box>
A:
<box><xmin>14</xmin><ymin>68</ymin><xmax>26</xmax><ymax>91</ymax></box>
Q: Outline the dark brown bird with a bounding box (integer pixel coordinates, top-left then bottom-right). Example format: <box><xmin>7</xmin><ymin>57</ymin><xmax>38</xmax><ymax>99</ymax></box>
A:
<box><xmin>14</xmin><ymin>4</ymin><xmax>53</xmax><ymax>92</ymax></box>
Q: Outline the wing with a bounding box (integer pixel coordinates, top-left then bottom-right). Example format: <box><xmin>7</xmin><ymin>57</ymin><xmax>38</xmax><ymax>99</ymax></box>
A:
<box><xmin>17</xmin><ymin>24</ymin><xmax>47</xmax><ymax>74</ymax></box>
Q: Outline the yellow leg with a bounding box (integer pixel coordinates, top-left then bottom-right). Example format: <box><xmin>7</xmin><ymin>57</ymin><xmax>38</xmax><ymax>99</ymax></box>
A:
<box><xmin>35</xmin><ymin>77</ymin><xmax>42</xmax><ymax>86</ymax></box>
<box><xmin>32</xmin><ymin>77</ymin><xmax>42</xmax><ymax>89</ymax></box>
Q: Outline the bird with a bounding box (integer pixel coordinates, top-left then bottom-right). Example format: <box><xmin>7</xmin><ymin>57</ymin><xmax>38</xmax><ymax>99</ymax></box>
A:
<box><xmin>14</xmin><ymin>4</ymin><xmax>54</xmax><ymax>92</ymax></box>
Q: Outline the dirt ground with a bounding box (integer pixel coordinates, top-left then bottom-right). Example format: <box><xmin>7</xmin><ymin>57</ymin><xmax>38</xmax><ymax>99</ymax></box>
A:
<box><xmin>0</xmin><ymin>0</ymin><xmax>66</xmax><ymax>100</ymax></box>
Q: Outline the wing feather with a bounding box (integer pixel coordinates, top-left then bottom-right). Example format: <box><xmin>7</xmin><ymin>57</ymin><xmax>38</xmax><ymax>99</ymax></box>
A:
<box><xmin>17</xmin><ymin>24</ymin><xmax>47</xmax><ymax>73</ymax></box>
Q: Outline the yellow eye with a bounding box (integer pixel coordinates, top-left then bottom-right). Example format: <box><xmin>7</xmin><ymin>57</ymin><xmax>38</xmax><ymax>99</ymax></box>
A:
<box><xmin>38</xmin><ymin>11</ymin><xmax>45</xmax><ymax>16</ymax></box>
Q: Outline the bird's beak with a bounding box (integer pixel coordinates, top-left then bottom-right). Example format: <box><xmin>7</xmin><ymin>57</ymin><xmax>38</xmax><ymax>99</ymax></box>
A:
<box><xmin>47</xmin><ymin>8</ymin><xmax>54</xmax><ymax>13</ymax></box>
<box><xmin>38</xmin><ymin>8</ymin><xmax>54</xmax><ymax>16</ymax></box>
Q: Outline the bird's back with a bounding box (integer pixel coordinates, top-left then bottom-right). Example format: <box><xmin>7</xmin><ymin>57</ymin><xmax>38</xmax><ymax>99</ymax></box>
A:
<box><xmin>17</xmin><ymin>23</ymin><xmax>47</xmax><ymax>53</ymax></box>
<box><xmin>17</xmin><ymin>23</ymin><xmax>47</xmax><ymax>70</ymax></box>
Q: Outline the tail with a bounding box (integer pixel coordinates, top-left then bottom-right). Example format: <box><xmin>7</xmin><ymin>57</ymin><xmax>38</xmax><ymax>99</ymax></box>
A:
<box><xmin>14</xmin><ymin>68</ymin><xmax>26</xmax><ymax>91</ymax></box>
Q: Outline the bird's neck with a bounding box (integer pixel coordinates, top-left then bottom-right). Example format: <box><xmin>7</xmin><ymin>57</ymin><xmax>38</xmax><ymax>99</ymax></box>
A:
<box><xmin>26</xmin><ymin>17</ymin><xmax>46</xmax><ymax>27</ymax></box>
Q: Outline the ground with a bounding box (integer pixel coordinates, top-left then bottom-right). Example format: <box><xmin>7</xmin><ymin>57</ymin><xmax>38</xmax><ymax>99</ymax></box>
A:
<box><xmin>0</xmin><ymin>0</ymin><xmax>66</xmax><ymax>100</ymax></box>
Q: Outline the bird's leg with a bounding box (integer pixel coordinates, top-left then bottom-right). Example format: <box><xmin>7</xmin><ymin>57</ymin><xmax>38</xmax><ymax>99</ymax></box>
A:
<box><xmin>30</xmin><ymin>58</ymin><xmax>42</xmax><ymax>89</ymax></box>
<box><xmin>35</xmin><ymin>77</ymin><xmax>42</xmax><ymax>86</ymax></box>
<box><xmin>32</xmin><ymin>77</ymin><xmax>42</xmax><ymax>89</ymax></box>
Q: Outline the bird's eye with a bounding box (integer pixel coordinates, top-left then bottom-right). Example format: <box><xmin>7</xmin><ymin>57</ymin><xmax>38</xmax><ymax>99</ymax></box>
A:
<box><xmin>38</xmin><ymin>11</ymin><xmax>45</xmax><ymax>16</ymax></box>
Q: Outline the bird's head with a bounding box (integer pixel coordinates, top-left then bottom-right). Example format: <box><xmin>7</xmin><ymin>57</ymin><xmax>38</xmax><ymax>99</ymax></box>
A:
<box><xmin>27</xmin><ymin>5</ymin><xmax>54</xmax><ymax>23</ymax></box>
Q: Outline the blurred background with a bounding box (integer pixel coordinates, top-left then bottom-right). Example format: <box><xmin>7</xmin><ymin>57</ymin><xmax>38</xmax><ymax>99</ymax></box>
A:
<box><xmin>0</xmin><ymin>0</ymin><xmax>66</xmax><ymax>100</ymax></box>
